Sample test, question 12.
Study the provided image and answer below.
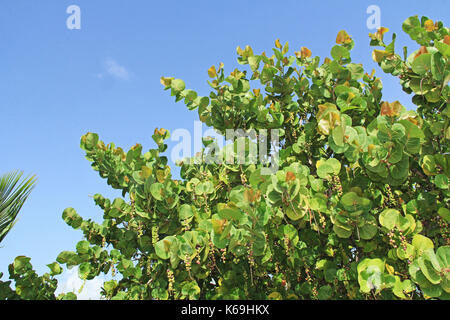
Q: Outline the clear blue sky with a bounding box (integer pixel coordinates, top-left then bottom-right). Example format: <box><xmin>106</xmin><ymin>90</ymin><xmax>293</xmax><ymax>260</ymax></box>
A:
<box><xmin>0</xmin><ymin>0</ymin><xmax>448</xmax><ymax>277</ymax></box>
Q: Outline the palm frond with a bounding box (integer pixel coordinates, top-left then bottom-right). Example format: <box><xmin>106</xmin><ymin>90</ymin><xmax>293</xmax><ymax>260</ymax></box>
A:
<box><xmin>0</xmin><ymin>171</ymin><xmax>37</xmax><ymax>243</ymax></box>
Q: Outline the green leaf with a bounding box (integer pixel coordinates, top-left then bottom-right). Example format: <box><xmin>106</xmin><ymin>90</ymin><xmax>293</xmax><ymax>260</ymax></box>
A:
<box><xmin>62</xmin><ymin>207</ymin><xmax>83</xmax><ymax>229</ymax></box>
<box><xmin>309</xmin><ymin>177</ymin><xmax>324</xmax><ymax>192</ymax></box>
<box><xmin>103</xmin><ymin>280</ymin><xmax>118</xmax><ymax>295</ymax></box>
<box><xmin>359</xmin><ymin>216</ymin><xmax>378</xmax><ymax>240</ymax></box>
<box><xmin>78</xmin><ymin>262</ymin><xmax>93</xmax><ymax>279</ymax></box>
<box><xmin>60</xmin><ymin>292</ymin><xmax>77</xmax><ymax>300</ymax></box>
<box><xmin>171</xmin><ymin>79</ymin><xmax>186</xmax><ymax>92</ymax></box>
<box><xmin>285</xmin><ymin>205</ymin><xmax>306</xmax><ymax>221</ymax></box>
<box><xmin>316</xmin><ymin>158</ymin><xmax>341</xmax><ymax>179</ymax></box>
<box><xmin>396</xmin><ymin>214</ymin><xmax>411</xmax><ymax>232</ymax></box>
<box><xmin>421</xmin><ymin>284</ymin><xmax>443</xmax><ymax>298</ymax></box>
<box><xmin>435</xmin><ymin>174</ymin><xmax>449</xmax><ymax>189</ymax></box>
<box><xmin>211</xmin><ymin>230</ymin><xmax>228</xmax><ymax>249</ymax></box>
<box><xmin>332</xmin><ymin>126</ymin><xmax>344</xmax><ymax>146</ymax></box>
<box><xmin>81</xmin><ymin>132</ymin><xmax>99</xmax><ymax>150</ymax></box>
<box><xmin>13</xmin><ymin>256</ymin><xmax>31</xmax><ymax>273</ymax></box>
<box><xmin>402</xmin><ymin>16</ymin><xmax>421</xmax><ymax>36</ymax></box>
<box><xmin>435</xmin><ymin>41</ymin><xmax>450</xmax><ymax>57</ymax></box>
<box><xmin>398</xmin><ymin>120</ymin><xmax>425</xmax><ymax>139</ymax></box>
<box><xmin>438</xmin><ymin>207</ymin><xmax>450</xmax><ymax>223</ymax></box>
<box><xmin>182</xmin><ymin>281</ymin><xmax>200</xmax><ymax>299</ymax></box>
<box><xmin>341</xmin><ymin>192</ymin><xmax>371</xmax><ymax>213</ymax></box>
<box><xmin>412</xmin><ymin>234</ymin><xmax>434</xmax><ymax>255</ymax></box>
<box><xmin>267</xmin><ymin>291</ymin><xmax>282</xmax><ymax>300</ymax></box>
<box><xmin>328</xmin><ymin>135</ymin><xmax>349</xmax><ymax>154</ymax></box>
<box><xmin>410</xmin><ymin>78</ymin><xmax>432</xmax><ymax>95</ymax></box>
<box><xmin>333</xmin><ymin>224</ymin><xmax>352</xmax><ymax>238</ymax></box>
<box><xmin>392</xmin><ymin>276</ymin><xmax>410</xmax><ymax>299</ymax></box>
<box><xmin>418</xmin><ymin>257</ymin><xmax>441</xmax><ymax>284</ymax></box>
<box><xmin>56</xmin><ymin>251</ymin><xmax>79</xmax><ymax>265</ymax></box>
<box><xmin>397</xmin><ymin>244</ymin><xmax>415</xmax><ymax>261</ymax></box>
<box><xmin>283</xmin><ymin>224</ymin><xmax>298</xmax><ymax>241</ymax></box>
<box><xmin>327</xmin><ymin>158</ymin><xmax>341</xmax><ymax>175</ymax></box>
<box><xmin>357</xmin><ymin>258</ymin><xmax>385</xmax><ymax>293</ymax></box>
<box><xmin>76</xmin><ymin>240</ymin><xmax>91</xmax><ymax>255</ymax></box>
<box><xmin>155</xmin><ymin>236</ymin><xmax>177</xmax><ymax>260</ymax></box>
<box><xmin>138</xmin><ymin>236</ymin><xmax>152</xmax><ymax>251</ymax></box>
<box><xmin>310</xmin><ymin>195</ymin><xmax>327</xmax><ymax>213</ymax></box>
<box><xmin>318</xmin><ymin>285</ymin><xmax>333</xmax><ymax>299</ymax></box>
<box><xmin>317</xmin><ymin>163</ymin><xmax>333</xmax><ymax>179</ymax></box>
<box><xmin>179</xmin><ymin>204</ymin><xmax>194</xmax><ymax>220</ymax></box>
<box><xmin>324</xmin><ymin>265</ymin><xmax>337</xmax><ymax>283</ymax></box>
<box><xmin>422</xmin><ymin>155</ymin><xmax>437</xmax><ymax>176</ymax></box>
<box><xmin>436</xmin><ymin>246</ymin><xmax>449</xmax><ymax>270</ymax></box>
<box><xmin>184</xmin><ymin>89</ymin><xmax>197</xmax><ymax>102</ymax></box>
<box><xmin>248</xmin><ymin>56</ymin><xmax>260</xmax><ymax>71</ymax></box>
<box><xmin>411</xmin><ymin>53</ymin><xmax>432</xmax><ymax>75</ymax></box>
<box><xmin>331</xmin><ymin>45</ymin><xmax>350</xmax><ymax>61</ymax></box>
<box><xmin>218</xmin><ymin>204</ymin><xmax>243</xmax><ymax>221</ymax></box>
<box><xmin>150</xmin><ymin>183</ymin><xmax>164</xmax><ymax>201</ymax></box>
<box><xmin>425</xmin><ymin>87</ymin><xmax>441</xmax><ymax>103</ymax></box>
<box><xmin>47</xmin><ymin>262</ymin><xmax>62</xmax><ymax>276</ymax></box>
<box><xmin>431</xmin><ymin>52</ymin><xmax>445</xmax><ymax>81</ymax></box>
<box><xmin>195</xmin><ymin>181</ymin><xmax>215</xmax><ymax>195</ymax></box>
<box><xmin>423</xmin><ymin>248</ymin><xmax>442</xmax><ymax>271</ymax></box>
<box><xmin>346</xmin><ymin>63</ymin><xmax>364</xmax><ymax>80</ymax></box>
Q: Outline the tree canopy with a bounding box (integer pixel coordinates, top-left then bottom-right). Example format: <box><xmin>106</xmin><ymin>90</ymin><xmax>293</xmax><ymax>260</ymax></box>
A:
<box><xmin>0</xmin><ymin>15</ymin><xmax>449</xmax><ymax>300</ymax></box>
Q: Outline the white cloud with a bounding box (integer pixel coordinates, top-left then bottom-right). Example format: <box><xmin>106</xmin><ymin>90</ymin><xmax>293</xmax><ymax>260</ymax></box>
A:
<box><xmin>56</xmin><ymin>267</ymin><xmax>104</xmax><ymax>300</ymax></box>
<box><xmin>96</xmin><ymin>58</ymin><xmax>131</xmax><ymax>81</ymax></box>
<box><xmin>104</xmin><ymin>58</ymin><xmax>130</xmax><ymax>80</ymax></box>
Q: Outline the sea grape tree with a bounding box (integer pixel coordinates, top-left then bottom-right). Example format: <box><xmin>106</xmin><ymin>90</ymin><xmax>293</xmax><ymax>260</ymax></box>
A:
<box><xmin>0</xmin><ymin>15</ymin><xmax>449</xmax><ymax>300</ymax></box>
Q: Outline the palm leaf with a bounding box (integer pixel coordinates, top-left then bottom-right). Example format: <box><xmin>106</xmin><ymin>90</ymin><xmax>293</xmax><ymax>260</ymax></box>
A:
<box><xmin>0</xmin><ymin>171</ymin><xmax>36</xmax><ymax>243</ymax></box>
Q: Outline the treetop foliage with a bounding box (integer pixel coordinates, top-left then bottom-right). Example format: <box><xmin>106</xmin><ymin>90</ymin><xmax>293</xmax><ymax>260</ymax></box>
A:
<box><xmin>1</xmin><ymin>15</ymin><xmax>449</xmax><ymax>300</ymax></box>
